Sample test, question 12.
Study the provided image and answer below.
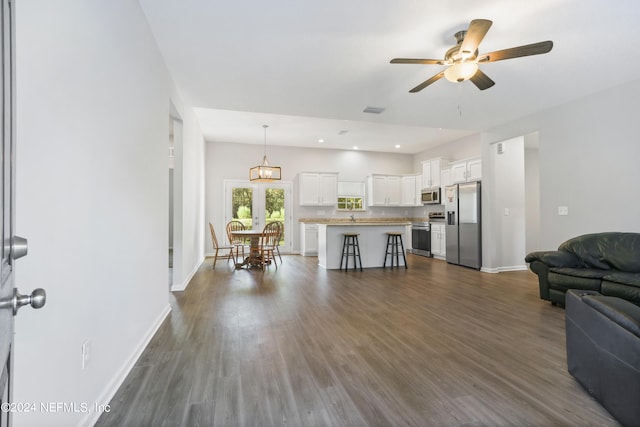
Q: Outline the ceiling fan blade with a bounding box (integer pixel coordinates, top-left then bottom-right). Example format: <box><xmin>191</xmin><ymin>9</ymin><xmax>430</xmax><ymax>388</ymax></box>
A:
<box><xmin>409</xmin><ymin>71</ymin><xmax>445</xmax><ymax>93</ymax></box>
<box><xmin>470</xmin><ymin>69</ymin><xmax>495</xmax><ymax>90</ymax></box>
<box><xmin>478</xmin><ymin>40</ymin><xmax>553</xmax><ymax>63</ymax></box>
<box><xmin>391</xmin><ymin>58</ymin><xmax>444</xmax><ymax>65</ymax></box>
<box><xmin>459</xmin><ymin>19</ymin><xmax>492</xmax><ymax>57</ymax></box>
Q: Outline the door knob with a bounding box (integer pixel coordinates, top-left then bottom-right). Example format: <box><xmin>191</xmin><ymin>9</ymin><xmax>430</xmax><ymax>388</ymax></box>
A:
<box><xmin>0</xmin><ymin>288</ymin><xmax>46</xmax><ymax>315</ymax></box>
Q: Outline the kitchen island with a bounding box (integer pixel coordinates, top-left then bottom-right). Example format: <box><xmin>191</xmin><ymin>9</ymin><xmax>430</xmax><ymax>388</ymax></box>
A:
<box><xmin>316</xmin><ymin>222</ymin><xmax>411</xmax><ymax>269</ymax></box>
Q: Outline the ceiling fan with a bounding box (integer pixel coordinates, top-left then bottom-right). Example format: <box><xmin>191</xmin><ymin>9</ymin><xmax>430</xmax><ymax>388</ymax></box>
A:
<box><xmin>390</xmin><ymin>19</ymin><xmax>553</xmax><ymax>92</ymax></box>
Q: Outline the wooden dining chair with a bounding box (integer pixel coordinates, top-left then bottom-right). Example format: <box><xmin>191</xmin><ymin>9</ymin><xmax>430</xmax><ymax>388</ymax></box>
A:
<box><xmin>226</xmin><ymin>220</ymin><xmax>248</xmax><ymax>263</ymax></box>
<box><xmin>259</xmin><ymin>221</ymin><xmax>281</xmax><ymax>269</ymax></box>
<box><xmin>209</xmin><ymin>222</ymin><xmax>234</xmax><ymax>268</ymax></box>
<box><xmin>273</xmin><ymin>221</ymin><xmax>284</xmax><ymax>263</ymax></box>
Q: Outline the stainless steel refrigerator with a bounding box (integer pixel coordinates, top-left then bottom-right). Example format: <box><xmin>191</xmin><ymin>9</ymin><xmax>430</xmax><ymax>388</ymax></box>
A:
<box><xmin>444</xmin><ymin>181</ymin><xmax>481</xmax><ymax>269</ymax></box>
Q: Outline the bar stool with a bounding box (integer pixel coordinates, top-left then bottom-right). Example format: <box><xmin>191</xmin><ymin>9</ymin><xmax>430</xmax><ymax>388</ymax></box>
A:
<box><xmin>384</xmin><ymin>232</ymin><xmax>407</xmax><ymax>269</ymax></box>
<box><xmin>340</xmin><ymin>233</ymin><xmax>363</xmax><ymax>271</ymax></box>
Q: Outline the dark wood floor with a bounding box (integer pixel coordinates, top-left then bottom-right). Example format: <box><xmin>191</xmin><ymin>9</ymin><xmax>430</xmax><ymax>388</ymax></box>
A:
<box><xmin>96</xmin><ymin>254</ymin><xmax>618</xmax><ymax>427</ymax></box>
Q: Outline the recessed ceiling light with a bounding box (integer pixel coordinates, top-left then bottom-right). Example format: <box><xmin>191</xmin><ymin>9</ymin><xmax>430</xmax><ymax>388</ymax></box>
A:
<box><xmin>353</xmin><ymin>146</ymin><xmax>359</xmax><ymax>150</ymax></box>
<box><xmin>395</xmin><ymin>144</ymin><xmax>401</xmax><ymax>149</ymax></box>
<box><xmin>318</xmin><ymin>139</ymin><xmax>324</xmax><ymax>143</ymax></box>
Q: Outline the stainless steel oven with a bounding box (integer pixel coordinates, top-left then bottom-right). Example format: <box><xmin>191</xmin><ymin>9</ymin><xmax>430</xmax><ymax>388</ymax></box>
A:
<box><xmin>411</xmin><ymin>222</ymin><xmax>431</xmax><ymax>257</ymax></box>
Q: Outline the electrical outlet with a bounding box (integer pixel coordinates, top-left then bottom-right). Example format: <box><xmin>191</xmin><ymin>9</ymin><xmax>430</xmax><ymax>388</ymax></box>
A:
<box><xmin>504</xmin><ymin>208</ymin><xmax>510</xmax><ymax>216</ymax></box>
<box><xmin>558</xmin><ymin>206</ymin><xmax>569</xmax><ymax>216</ymax></box>
<box><xmin>82</xmin><ymin>340</ymin><xmax>91</xmax><ymax>369</ymax></box>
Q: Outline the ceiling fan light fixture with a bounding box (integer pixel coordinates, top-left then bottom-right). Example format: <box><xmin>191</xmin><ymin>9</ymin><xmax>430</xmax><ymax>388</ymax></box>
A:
<box><xmin>444</xmin><ymin>61</ymin><xmax>479</xmax><ymax>83</ymax></box>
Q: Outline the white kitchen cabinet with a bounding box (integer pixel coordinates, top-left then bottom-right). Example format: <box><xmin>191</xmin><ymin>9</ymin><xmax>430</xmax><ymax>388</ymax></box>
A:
<box><xmin>441</xmin><ymin>167</ymin><xmax>452</xmax><ymax>188</ymax></box>
<box><xmin>467</xmin><ymin>158</ymin><xmax>482</xmax><ymax>181</ymax></box>
<box><xmin>451</xmin><ymin>158</ymin><xmax>481</xmax><ymax>183</ymax></box>
<box><xmin>422</xmin><ymin>158</ymin><xmax>448</xmax><ymax>189</ymax></box>
<box><xmin>298</xmin><ymin>172</ymin><xmax>338</xmax><ymax>206</ymax></box>
<box><xmin>401</xmin><ymin>174</ymin><xmax>422</xmax><ymax>206</ymax></box>
<box><xmin>338</xmin><ymin>181</ymin><xmax>365</xmax><ymax>196</ymax></box>
<box><xmin>300</xmin><ymin>223</ymin><xmax>318</xmax><ymax>256</ymax></box>
<box><xmin>367</xmin><ymin>175</ymin><xmax>401</xmax><ymax>206</ymax></box>
<box><xmin>430</xmin><ymin>223</ymin><xmax>446</xmax><ymax>258</ymax></box>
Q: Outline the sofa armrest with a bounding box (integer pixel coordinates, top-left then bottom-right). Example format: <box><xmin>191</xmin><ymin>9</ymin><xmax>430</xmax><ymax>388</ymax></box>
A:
<box><xmin>528</xmin><ymin>261</ymin><xmax>550</xmax><ymax>300</ymax></box>
<box><xmin>525</xmin><ymin>250</ymin><xmax>582</xmax><ymax>268</ymax></box>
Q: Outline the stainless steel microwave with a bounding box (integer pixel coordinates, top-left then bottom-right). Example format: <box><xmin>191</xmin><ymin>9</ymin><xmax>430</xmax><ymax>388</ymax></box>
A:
<box><xmin>421</xmin><ymin>188</ymin><xmax>440</xmax><ymax>204</ymax></box>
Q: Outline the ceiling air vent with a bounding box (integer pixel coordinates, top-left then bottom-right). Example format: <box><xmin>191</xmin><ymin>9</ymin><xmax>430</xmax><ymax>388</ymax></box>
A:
<box><xmin>363</xmin><ymin>106</ymin><xmax>386</xmax><ymax>114</ymax></box>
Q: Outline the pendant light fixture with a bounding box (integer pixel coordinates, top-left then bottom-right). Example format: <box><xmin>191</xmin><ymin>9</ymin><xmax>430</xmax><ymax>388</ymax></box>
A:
<box><xmin>249</xmin><ymin>124</ymin><xmax>281</xmax><ymax>182</ymax></box>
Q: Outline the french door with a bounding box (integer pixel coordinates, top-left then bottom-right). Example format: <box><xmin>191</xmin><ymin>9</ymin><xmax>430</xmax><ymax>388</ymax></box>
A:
<box><xmin>224</xmin><ymin>180</ymin><xmax>292</xmax><ymax>254</ymax></box>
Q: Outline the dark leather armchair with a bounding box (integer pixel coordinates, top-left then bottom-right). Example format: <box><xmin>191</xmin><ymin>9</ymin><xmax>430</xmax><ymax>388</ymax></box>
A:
<box><xmin>565</xmin><ymin>289</ymin><xmax>640</xmax><ymax>426</ymax></box>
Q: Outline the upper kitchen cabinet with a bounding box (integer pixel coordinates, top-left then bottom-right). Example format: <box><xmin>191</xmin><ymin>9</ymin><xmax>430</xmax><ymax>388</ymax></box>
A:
<box><xmin>298</xmin><ymin>172</ymin><xmax>338</xmax><ymax>206</ymax></box>
<box><xmin>367</xmin><ymin>174</ymin><xmax>401</xmax><ymax>206</ymax></box>
<box><xmin>422</xmin><ymin>158</ymin><xmax>448</xmax><ymax>189</ymax></box>
<box><xmin>441</xmin><ymin>167</ymin><xmax>452</xmax><ymax>188</ymax></box>
<box><xmin>337</xmin><ymin>181</ymin><xmax>366</xmax><ymax>211</ymax></box>
<box><xmin>451</xmin><ymin>157</ymin><xmax>481</xmax><ymax>183</ymax></box>
<box><xmin>337</xmin><ymin>181</ymin><xmax>365</xmax><ymax>197</ymax></box>
<box><xmin>401</xmin><ymin>174</ymin><xmax>423</xmax><ymax>207</ymax></box>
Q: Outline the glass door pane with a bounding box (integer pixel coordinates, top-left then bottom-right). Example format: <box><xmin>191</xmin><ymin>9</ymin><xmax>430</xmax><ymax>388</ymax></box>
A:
<box><xmin>230</xmin><ymin>186</ymin><xmax>253</xmax><ymax>229</ymax></box>
<box><xmin>264</xmin><ymin>187</ymin><xmax>285</xmax><ymax>247</ymax></box>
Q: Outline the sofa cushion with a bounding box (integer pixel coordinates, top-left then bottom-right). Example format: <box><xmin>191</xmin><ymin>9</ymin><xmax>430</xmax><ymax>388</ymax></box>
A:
<box><xmin>600</xmin><ymin>272</ymin><xmax>640</xmax><ymax>304</ymax></box>
<box><xmin>550</xmin><ymin>267</ymin><xmax>610</xmax><ymax>279</ymax></box>
<box><xmin>602</xmin><ymin>272</ymin><xmax>640</xmax><ymax>287</ymax></box>
<box><xmin>582</xmin><ymin>294</ymin><xmax>640</xmax><ymax>338</ymax></box>
<box><xmin>559</xmin><ymin>232</ymin><xmax>640</xmax><ymax>272</ymax></box>
<box><xmin>548</xmin><ymin>269</ymin><xmax>602</xmax><ymax>292</ymax></box>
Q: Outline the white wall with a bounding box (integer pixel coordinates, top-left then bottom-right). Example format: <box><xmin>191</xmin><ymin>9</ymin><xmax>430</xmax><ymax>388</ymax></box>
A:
<box><xmin>14</xmin><ymin>1</ymin><xmax>204</xmax><ymax>426</ymax></box>
<box><xmin>484</xmin><ymin>137</ymin><xmax>526</xmax><ymax>272</ymax></box>
<box><xmin>205</xmin><ymin>141</ymin><xmax>414</xmax><ymax>253</ymax></box>
<box><xmin>524</xmin><ymin>133</ymin><xmax>541</xmax><ymax>254</ymax></box>
<box><xmin>482</xmin><ymin>78</ymin><xmax>640</xmax><ymax>253</ymax></box>
<box><xmin>170</xmin><ymin>104</ymin><xmax>205</xmax><ymax>291</ymax></box>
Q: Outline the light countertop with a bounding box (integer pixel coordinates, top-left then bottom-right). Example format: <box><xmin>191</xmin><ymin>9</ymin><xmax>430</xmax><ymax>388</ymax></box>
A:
<box><xmin>319</xmin><ymin>222</ymin><xmax>411</xmax><ymax>226</ymax></box>
<box><xmin>299</xmin><ymin>217</ymin><xmax>415</xmax><ymax>225</ymax></box>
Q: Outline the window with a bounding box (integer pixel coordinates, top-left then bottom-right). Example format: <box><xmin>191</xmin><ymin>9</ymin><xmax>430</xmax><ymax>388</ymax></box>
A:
<box><xmin>337</xmin><ymin>197</ymin><xmax>365</xmax><ymax>211</ymax></box>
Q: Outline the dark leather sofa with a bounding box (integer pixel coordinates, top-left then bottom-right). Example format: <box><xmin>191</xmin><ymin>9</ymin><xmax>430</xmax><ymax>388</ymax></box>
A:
<box><xmin>565</xmin><ymin>289</ymin><xmax>640</xmax><ymax>426</ymax></box>
<box><xmin>525</xmin><ymin>232</ymin><xmax>640</xmax><ymax>306</ymax></box>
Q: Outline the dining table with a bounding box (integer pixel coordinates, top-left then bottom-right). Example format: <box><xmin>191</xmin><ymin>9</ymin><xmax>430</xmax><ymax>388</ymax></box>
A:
<box><xmin>230</xmin><ymin>229</ymin><xmax>265</xmax><ymax>269</ymax></box>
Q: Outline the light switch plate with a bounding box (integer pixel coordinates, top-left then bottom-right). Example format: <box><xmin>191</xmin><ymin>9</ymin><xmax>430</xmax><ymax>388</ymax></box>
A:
<box><xmin>558</xmin><ymin>206</ymin><xmax>569</xmax><ymax>216</ymax></box>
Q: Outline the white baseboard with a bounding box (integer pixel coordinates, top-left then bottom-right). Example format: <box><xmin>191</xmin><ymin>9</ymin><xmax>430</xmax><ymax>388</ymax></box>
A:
<box><xmin>171</xmin><ymin>255</ymin><xmax>205</xmax><ymax>292</ymax></box>
<box><xmin>79</xmin><ymin>303</ymin><xmax>172</xmax><ymax>427</ymax></box>
<box><xmin>481</xmin><ymin>265</ymin><xmax>528</xmax><ymax>273</ymax></box>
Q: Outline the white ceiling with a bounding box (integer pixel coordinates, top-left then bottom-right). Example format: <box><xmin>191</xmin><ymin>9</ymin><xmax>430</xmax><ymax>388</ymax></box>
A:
<box><xmin>139</xmin><ymin>0</ymin><xmax>640</xmax><ymax>154</ymax></box>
